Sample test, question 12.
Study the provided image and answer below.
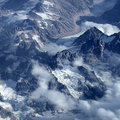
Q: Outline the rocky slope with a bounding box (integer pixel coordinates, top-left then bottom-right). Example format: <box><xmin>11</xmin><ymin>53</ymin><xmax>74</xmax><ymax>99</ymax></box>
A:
<box><xmin>0</xmin><ymin>0</ymin><xmax>120</xmax><ymax>120</ymax></box>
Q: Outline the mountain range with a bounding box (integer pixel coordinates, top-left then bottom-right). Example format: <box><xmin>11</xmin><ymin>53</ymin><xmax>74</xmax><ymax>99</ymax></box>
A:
<box><xmin>0</xmin><ymin>0</ymin><xmax>120</xmax><ymax>120</ymax></box>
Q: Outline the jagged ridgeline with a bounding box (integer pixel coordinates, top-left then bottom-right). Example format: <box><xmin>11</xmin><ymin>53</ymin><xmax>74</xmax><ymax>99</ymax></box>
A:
<box><xmin>0</xmin><ymin>0</ymin><xmax>120</xmax><ymax>120</ymax></box>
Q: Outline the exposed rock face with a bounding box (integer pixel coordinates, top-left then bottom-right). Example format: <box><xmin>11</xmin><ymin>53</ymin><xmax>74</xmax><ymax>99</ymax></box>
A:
<box><xmin>0</xmin><ymin>106</ymin><xmax>16</xmax><ymax>120</ymax></box>
<box><xmin>0</xmin><ymin>0</ymin><xmax>120</xmax><ymax>120</ymax></box>
<box><xmin>77</xmin><ymin>66</ymin><xmax>106</xmax><ymax>99</ymax></box>
<box><xmin>0</xmin><ymin>0</ymin><xmax>93</xmax><ymax>41</ymax></box>
<box><xmin>106</xmin><ymin>32</ymin><xmax>120</xmax><ymax>54</ymax></box>
<box><xmin>73</xmin><ymin>27</ymin><xmax>105</xmax><ymax>60</ymax></box>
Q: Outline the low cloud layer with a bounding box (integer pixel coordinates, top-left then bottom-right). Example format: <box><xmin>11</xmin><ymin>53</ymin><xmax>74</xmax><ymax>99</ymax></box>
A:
<box><xmin>37</xmin><ymin>53</ymin><xmax>120</xmax><ymax>120</ymax></box>
<box><xmin>81</xmin><ymin>71</ymin><xmax>120</xmax><ymax>120</ymax></box>
<box><xmin>72</xmin><ymin>53</ymin><xmax>120</xmax><ymax>120</ymax></box>
<box><xmin>1</xmin><ymin>54</ymin><xmax>120</xmax><ymax>120</ymax></box>
<box><xmin>31</xmin><ymin>61</ymin><xmax>75</xmax><ymax>111</ymax></box>
<box><xmin>30</xmin><ymin>51</ymin><xmax>120</xmax><ymax>119</ymax></box>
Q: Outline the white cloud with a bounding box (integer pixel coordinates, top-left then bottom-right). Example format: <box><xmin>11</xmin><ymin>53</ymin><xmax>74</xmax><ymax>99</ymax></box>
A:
<box><xmin>82</xmin><ymin>21</ymin><xmax>120</xmax><ymax>36</ymax></box>
<box><xmin>78</xmin><ymin>100</ymin><xmax>91</xmax><ymax>111</ymax></box>
<box><xmin>73</xmin><ymin>57</ymin><xmax>90</xmax><ymax>70</ymax></box>
<box><xmin>31</xmin><ymin>61</ymin><xmax>75</xmax><ymax>111</ymax></box>
<box><xmin>31</xmin><ymin>60</ymin><xmax>52</xmax><ymax>99</ymax></box>
<box><xmin>88</xmin><ymin>60</ymin><xmax>120</xmax><ymax>120</ymax></box>
<box><xmin>30</xmin><ymin>53</ymin><xmax>120</xmax><ymax>119</ymax></box>
<box><xmin>68</xmin><ymin>53</ymin><xmax>120</xmax><ymax>120</ymax></box>
<box><xmin>73</xmin><ymin>57</ymin><xmax>84</xmax><ymax>67</ymax></box>
<box><xmin>46</xmin><ymin>90</ymin><xmax>75</xmax><ymax>110</ymax></box>
<box><xmin>50</xmin><ymin>52</ymin><xmax>120</xmax><ymax>119</ymax></box>
<box><xmin>97</xmin><ymin>108</ymin><xmax>119</xmax><ymax>120</ymax></box>
<box><xmin>32</xmin><ymin>61</ymin><xmax>51</xmax><ymax>81</ymax></box>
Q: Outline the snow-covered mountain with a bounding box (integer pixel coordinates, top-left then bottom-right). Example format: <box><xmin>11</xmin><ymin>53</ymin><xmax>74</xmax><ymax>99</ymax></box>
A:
<box><xmin>0</xmin><ymin>0</ymin><xmax>120</xmax><ymax>120</ymax></box>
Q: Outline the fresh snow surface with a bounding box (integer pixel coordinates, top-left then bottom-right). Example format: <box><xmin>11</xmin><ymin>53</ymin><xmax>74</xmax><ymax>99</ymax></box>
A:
<box><xmin>0</xmin><ymin>117</ymin><xmax>10</xmax><ymax>120</ymax></box>
<box><xmin>32</xmin><ymin>34</ymin><xmax>44</xmax><ymax>48</ymax></box>
<box><xmin>43</xmin><ymin>0</ymin><xmax>54</xmax><ymax>7</ymax></box>
<box><xmin>52</xmin><ymin>67</ymin><xmax>84</xmax><ymax>99</ymax></box>
<box><xmin>36</xmin><ymin>12</ymin><xmax>54</xmax><ymax>20</ymax></box>
<box><xmin>0</xmin><ymin>83</ymin><xmax>24</xmax><ymax>101</ymax></box>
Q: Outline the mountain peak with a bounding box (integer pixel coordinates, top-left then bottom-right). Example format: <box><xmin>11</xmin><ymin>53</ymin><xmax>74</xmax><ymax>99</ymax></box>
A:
<box><xmin>73</xmin><ymin>27</ymin><xmax>105</xmax><ymax>46</ymax></box>
<box><xmin>84</xmin><ymin>27</ymin><xmax>105</xmax><ymax>38</ymax></box>
<box><xmin>0</xmin><ymin>0</ymin><xmax>120</xmax><ymax>120</ymax></box>
<box><xmin>72</xmin><ymin>27</ymin><xmax>105</xmax><ymax>60</ymax></box>
<box><xmin>88</xmin><ymin>27</ymin><xmax>101</xmax><ymax>32</ymax></box>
